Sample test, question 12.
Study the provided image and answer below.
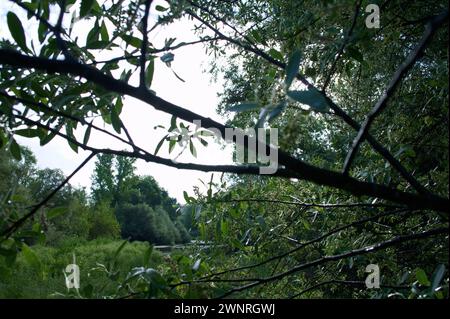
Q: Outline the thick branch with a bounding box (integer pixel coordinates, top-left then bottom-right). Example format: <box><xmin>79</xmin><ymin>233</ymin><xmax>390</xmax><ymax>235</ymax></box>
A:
<box><xmin>0</xmin><ymin>49</ymin><xmax>448</xmax><ymax>212</ymax></box>
<box><xmin>185</xmin><ymin>8</ymin><xmax>430</xmax><ymax>195</ymax></box>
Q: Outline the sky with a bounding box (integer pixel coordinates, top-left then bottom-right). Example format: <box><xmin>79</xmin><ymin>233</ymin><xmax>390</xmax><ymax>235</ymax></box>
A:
<box><xmin>0</xmin><ymin>0</ymin><xmax>234</xmax><ymax>203</ymax></box>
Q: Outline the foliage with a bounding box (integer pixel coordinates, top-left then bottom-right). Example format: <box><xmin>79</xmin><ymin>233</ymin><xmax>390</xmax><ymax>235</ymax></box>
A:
<box><xmin>116</xmin><ymin>203</ymin><xmax>189</xmax><ymax>245</ymax></box>
<box><xmin>0</xmin><ymin>0</ymin><xmax>448</xmax><ymax>299</ymax></box>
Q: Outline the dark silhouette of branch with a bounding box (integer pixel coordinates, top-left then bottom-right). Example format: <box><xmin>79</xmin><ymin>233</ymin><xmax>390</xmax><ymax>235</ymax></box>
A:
<box><xmin>91</xmin><ymin>37</ymin><xmax>221</xmax><ymax>65</ymax></box>
<box><xmin>185</xmin><ymin>7</ymin><xmax>429</xmax><ymax>195</ymax></box>
<box><xmin>196</xmin><ymin>208</ymin><xmax>412</xmax><ymax>281</ymax></box>
<box><xmin>216</xmin><ymin>227</ymin><xmax>447</xmax><ymax>298</ymax></box>
<box><xmin>289</xmin><ymin>280</ymin><xmax>409</xmax><ymax>299</ymax></box>
<box><xmin>0</xmin><ymin>49</ymin><xmax>448</xmax><ymax>212</ymax></box>
<box><xmin>343</xmin><ymin>10</ymin><xmax>449</xmax><ymax>175</ymax></box>
<box><xmin>7</xmin><ymin>108</ymin><xmax>296</xmax><ymax>178</ymax></box>
<box><xmin>210</xmin><ymin>198</ymin><xmax>402</xmax><ymax>209</ymax></box>
<box><xmin>140</xmin><ymin>0</ymin><xmax>152</xmax><ymax>88</ymax></box>
<box><xmin>0</xmin><ymin>152</ymin><xmax>97</xmax><ymax>240</ymax></box>
<box><xmin>322</xmin><ymin>0</ymin><xmax>361</xmax><ymax>91</ymax></box>
<box><xmin>186</xmin><ymin>0</ymin><xmax>257</xmax><ymax>48</ymax></box>
<box><xmin>55</xmin><ymin>0</ymin><xmax>70</xmax><ymax>59</ymax></box>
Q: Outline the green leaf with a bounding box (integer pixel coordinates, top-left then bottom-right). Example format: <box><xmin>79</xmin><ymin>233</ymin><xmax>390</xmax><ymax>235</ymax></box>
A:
<box><xmin>14</xmin><ymin>129</ymin><xmax>40</xmax><ymax>138</ymax></box>
<box><xmin>416</xmin><ymin>268</ymin><xmax>430</xmax><ymax>286</ymax></box>
<box><xmin>83</xmin><ymin>123</ymin><xmax>92</xmax><ymax>145</ymax></box>
<box><xmin>183</xmin><ymin>191</ymin><xmax>191</xmax><ymax>203</ymax></box>
<box><xmin>155</xmin><ymin>5</ymin><xmax>168</xmax><ymax>12</ymax></box>
<box><xmin>40</xmin><ymin>130</ymin><xmax>57</xmax><ymax>146</ymax></box>
<box><xmin>285</xmin><ymin>49</ymin><xmax>301</xmax><ymax>88</ymax></box>
<box><xmin>146</xmin><ymin>59</ymin><xmax>155</xmax><ymax>88</ymax></box>
<box><xmin>10</xmin><ymin>138</ymin><xmax>22</xmax><ymax>161</ymax></box>
<box><xmin>113</xmin><ymin>240</ymin><xmax>128</xmax><ymax>261</ymax></box>
<box><xmin>85</xmin><ymin>40</ymin><xmax>111</xmax><ymax>50</ymax></box>
<box><xmin>121</xmin><ymin>34</ymin><xmax>142</xmax><ymax>49</ymax></box>
<box><xmin>227</xmin><ymin>102</ymin><xmax>259</xmax><ymax>113</ymax></box>
<box><xmin>189</xmin><ymin>139</ymin><xmax>197</xmax><ymax>157</ymax></box>
<box><xmin>154</xmin><ymin>134</ymin><xmax>167</xmax><ymax>155</ymax></box>
<box><xmin>250</xmin><ymin>30</ymin><xmax>266</xmax><ymax>45</ymax></box>
<box><xmin>86</xmin><ymin>20</ymin><xmax>100</xmax><ymax>46</ymax></box>
<box><xmin>21</xmin><ymin>244</ymin><xmax>42</xmax><ymax>270</ymax></box>
<box><xmin>143</xmin><ymin>245</ymin><xmax>153</xmax><ymax>268</ymax></box>
<box><xmin>100</xmin><ymin>20</ymin><xmax>109</xmax><ymax>42</ymax></box>
<box><xmin>199</xmin><ymin>138</ymin><xmax>208</xmax><ymax>147</ymax></box>
<box><xmin>347</xmin><ymin>46</ymin><xmax>364</xmax><ymax>63</ymax></box>
<box><xmin>0</xmin><ymin>130</ymin><xmax>7</xmax><ymax>150</ymax></box>
<box><xmin>66</xmin><ymin>125</ymin><xmax>78</xmax><ymax>153</ymax></box>
<box><xmin>169</xmin><ymin>115</ymin><xmax>177</xmax><ymax>131</ymax></box>
<box><xmin>287</xmin><ymin>88</ymin><xmax>330</xmax><ymax>112</ymax></box>
<box><xmin>110</xmin><ymin>108</ymin><xmax>121</xmax><ymax>133</ymax></box>
<box><xmin>80</xmin><ymin>0</ymin><xmax>95</xmax><ymax>18</ymax></box>
<box><xmin>38</xmin><ymin>21</ymin><xmax>48</xmax><ymax>43</ymax></box>
<box><xmin>221</xmin><ymin>220</ymin><xmax>229</xmax><ymax>235</ymax></box>
<box><xmin>7</xmin><ymin>12</ymin><xmax>29</xmax><ymax>53</ymax></box>
<box><xmin>431</xmin><ymin>264</ymin><xmax>446</xmax><ymax>292</ymax></box>
<box><xmin>168</xmin><ymin>138</ymin><xmax>176</xmax><ymax>153</ymax></box>
<box><xmin>47</xmin><ymin>207</ymin><xmax>66</xmax><ymax>219</ymax></box>
<box><xmin>268</xmin><ymin>48</ymin><xmax>283</xmax><ymax>61</ymax></box>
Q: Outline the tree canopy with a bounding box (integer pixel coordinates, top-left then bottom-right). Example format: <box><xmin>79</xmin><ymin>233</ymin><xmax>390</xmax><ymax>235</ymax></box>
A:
<box><xmin>0</xmin><ymin>0</ymin><xmax>448</xmax><ymax>299</ymax></box>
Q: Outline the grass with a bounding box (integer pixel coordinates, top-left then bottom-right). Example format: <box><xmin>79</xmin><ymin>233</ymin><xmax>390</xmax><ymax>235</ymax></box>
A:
<box><xmin>0</xmin><ymin>238</ymin><xmax>163</xmax><ymax>298</ymax></box>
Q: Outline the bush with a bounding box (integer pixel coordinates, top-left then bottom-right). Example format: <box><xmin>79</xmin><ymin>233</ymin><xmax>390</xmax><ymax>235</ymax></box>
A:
<box><xmin>116</xmin><ymin>204</ymin><xmax>188</xmax><ymax>245</ymax></box>
<box><xmin>0</xmin><ymin>239</ymin><xmax>163</xmax><ymax>298</ymax></box>
<box><xmin>88</xmin><ymin>203</ymin><xmax>121</xmax><ymax>240</ymax></box>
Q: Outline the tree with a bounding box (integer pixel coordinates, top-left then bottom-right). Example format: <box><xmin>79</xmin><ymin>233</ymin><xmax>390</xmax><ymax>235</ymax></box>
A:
<box><xmin>116</xmin><ymin>203</ymin><xmax>186</xmax><ymax>244</ymax></box>
<box><xmin>87</xmin><ymin>201</ymin><xmax>120</xmax><ymax>240</ymax></box>
<box><xmin>0</xmin><ymin>0</ymin><xmax>448</xmax><ymax>299</ymax></box>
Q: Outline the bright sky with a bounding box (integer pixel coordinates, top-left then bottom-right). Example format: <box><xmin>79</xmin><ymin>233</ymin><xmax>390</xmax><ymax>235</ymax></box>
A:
<box><xmin>0</xmin><ymin>0</ymin><xmax>234</xmax><ymax>203</ymax></box>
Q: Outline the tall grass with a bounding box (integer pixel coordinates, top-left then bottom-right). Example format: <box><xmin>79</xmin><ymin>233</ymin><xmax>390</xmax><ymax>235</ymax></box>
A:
<box><xmin>0</xmin><ymin>238</ymin><xmax>162</xmax><ymax>298</ymax></box>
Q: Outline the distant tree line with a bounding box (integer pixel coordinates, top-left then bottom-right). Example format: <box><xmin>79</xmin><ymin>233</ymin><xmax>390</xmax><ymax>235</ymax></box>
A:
<box><xmin>0</xmin><ymin>147</ymin><xmax>192</xmax><ymax>246</ymax></box>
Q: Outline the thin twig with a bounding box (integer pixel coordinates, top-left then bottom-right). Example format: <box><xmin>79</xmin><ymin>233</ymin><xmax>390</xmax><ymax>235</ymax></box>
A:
<box><xmin>1</xmin><ymin>152</ymin><xmax>97</xmax><ymax>240</ymax></box>
<box><xmin>216</xmin><ymin>227</ymin><xmax>447</xmax><ymax>298</ymax></box>
<box><xmin>140</xmin><ymin>0</ymin><xmax>152</xmax><ymax>88</ymax></box>
<box><xmin>289</xmin><ymin>280</ymin><xmax>409</xmax><ymax>299</ymax></box>
<box><xmin>322</xmin><ymin>0</ymin><xmax>361</xmax><ymax>91</ymax></box>
<box><xmin>190</xmin><ymin>208</ymin><xmax>412</xmax><ymax>282</ymax></box>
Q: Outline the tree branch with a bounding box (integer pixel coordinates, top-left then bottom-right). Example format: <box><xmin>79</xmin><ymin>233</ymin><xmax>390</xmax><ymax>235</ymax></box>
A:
<box><xmin>322</xmin><ymin>0</ymin><xmax>361</xmax><ymax>91</ymax></box>
<box><xmin>185</xmin><ymin>7</ymin><xmax>430</xmax><ymax>195</ymax></box>
<box><xmin>140</xmin><ymin>0</ymin><xmax>152</xmax><ymax>88</ymax></box>
<box><xmin>0</xmin><ymin>49</ymin><xmax>448</xmax><ymax>212</ymax></box>
<box><xmin>209</xmin><ymin>198</ymin><xmax>402</xmax><ymax>209</ymax></box>
<box><xmin>343</xmin><ymin>10</ymin><xmax>449</xmax><ymax>175</ymax></box>
<box><xmin>197</xmin><ymin>208</ymin><xmax>412</xmax><ymax>282</ymax></box>
<box><xmin>0</xmin><ymin>152</ymin><xmax>97</xmax><ymax>240</ymax></box>
<box><xmin>289</xmin><ymin>280</ymin><xmax>409</xmax><ymax>299</ymax></box>
<box><xmin>216</xmin><ymin>227</ymin><xmax>447</xmax><ymax>298</ymax></box>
